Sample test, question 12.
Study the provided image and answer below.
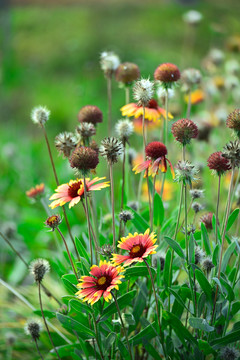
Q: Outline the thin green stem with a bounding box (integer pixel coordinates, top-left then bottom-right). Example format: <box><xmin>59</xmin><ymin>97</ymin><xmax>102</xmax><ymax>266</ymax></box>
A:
<box><xmin>215</xmin><ymin>175</ymin><xmax>221</xmax><ymax>244</ymax></box>
<box><xmin>125</xmin><ymin>86</ymin><xmax>130</xmax><ymax>106</ymax></box>
<box><xmin>142</xmin><ymin>105</ymin><xmax>152</xmax><ymax>224</ymax></box>
<box><xmin>83</xmin><ymin>175</ymin><xmax>94</xmax><ymax>265</ymax></box>
<box><xmin>107</xmin><ymin>76</ymin><xmax>112</xmax><ymax>136</ymax></box>
<box><xmin>92</xmin><ymin>314</ymin><xmax>105</xmax><ymax>360</ymax></box>
<box><xmin>56</xmin><ymin>228</ymin><xmax>78</xmax><ymax>281</ymax></box>
<box><xmin>185</xmin><ymin>184</ymin><xmax>189</xmax><ymax>263</ymax></box>
<box><xmin>150</xmin><ymin>176</ymin><xmax>156</xmax><ymax>231</ymax></box>
<box><xmin>163</xmin><ymin>89</ymin><xmax>169</xmax><ymax>145</ymax></box>
<box><xmin>186</xmin><ymin>89</ymin><xmax>192</xmax><ymax>118</ymax></box>
<box><xmin>34</xmin><ymin>339</ymin><xmax>44</xmax><ymax>360</ymax></box>
<box><xmin>38</xmin><ymin>282</ymin><xmax>61</xmax><ymax>360</ymax></box>
<box><xmin>109</xmin><ymin>161</ymin><xmax>116</xmax><ymax>252</ymax></box>
<box><xmin>81</xmin><ymin>201</ymin><xmax>99</xmax><ymax>262</ymax></box>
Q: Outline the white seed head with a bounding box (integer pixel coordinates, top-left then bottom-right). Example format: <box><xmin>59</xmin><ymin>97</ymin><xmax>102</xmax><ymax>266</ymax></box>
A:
<box><xmin>183</xmin><ymin>10</ymin><xmax>203</xmax><ymax>25</ymax></box>
<box><xmin>208</xmin><ymin>48</ymin><xmax>225</xmax><ymax>65</ymax></box>
<box><xmin>133</xmin><ymin>78</ymin><xmax>154</xmax><ymax>106</ymax></box>
<box><xmin>76</xmin><ymin>122</ymin><xmax>96</xmax><ymax>139</ymax></box>
<box><xmin>181</xmin><ymin>68</ymin><xmax>202</xmax><ymax>87</ymax></box>
<box><xmin>24</xmin><ymin>318</ymin><xmax>43</xmax><ymax>340</ymax></box>
<box><xmin>192</xmin><ymin>202</ymin><xmax>204</xmax><ymax>213</ymax></box>
<box><xmin>189</xmin><ymin>189</ymin><xmax>205</xmax><ymax>199</ymax></box>
<box><xmin>55</xmin><ymin>132</ymin><xmax>77</xmax><ymax>158</ymax></box>
<box><xmin>29</xmin><ymin>258</ymin><xmax>50</xmax><ymax>283</ymax></box>
<box><xmin>99</xmin><ymin>137</ymin><xmax>124</xmax><ymax>164</ymax></box>
<box><xmin>115</xmin><ymin>119</ymin><xmax>134</xmax><ymax>141</ymax></box>
<box><xmin>100</xmin><ymin>51</ymin><xmax>120</xmax><ymax>74</ymax></box>
<box><xmin>31</xmin><ymin>106</ymin><xmax>50</xmax><ymax>126</ymax></box>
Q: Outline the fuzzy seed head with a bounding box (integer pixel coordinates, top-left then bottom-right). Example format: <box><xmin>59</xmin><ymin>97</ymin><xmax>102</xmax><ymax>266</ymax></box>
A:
<box><xmin>100</xmin><ymin>51</ymin><xmax>120</xmax><ymax>76</ymax></box>
<box><xmin>207</xmin><ymin>151</ymin><xmax>231</xmax><ymax>175</ymax></box>
<box><xmin>195</xmin><ymin>246</ymin><xmax>205</xmax><ymax>265</ymax></box>
<box><xmin>99</xmin><ymin>137</ymin><xmax>124</xmax><ymax>164</ymax></box>
<box><xmin>154</xmin><ymin>63</ymin><xmax>181</xmax><ymax>84</ymax></box>
<box><xmin>226</xmin><ymin>109</ymin><xmax>240</xmax><ymax>136</ymax></box>
<box><xmin>29</xmin><ymin>258</ymin><xmax>50</xmax><ymax>283</ymax></box>
<box><xmin>119</xmin><ymin>210</ymin><xmax>134</xmax><ymax>223</ymax></box>
<box><xmin>55</xmin><ymin>132</ymin><xmax>77</xmax><ymax>158</ymax></box>
<box><xmin>69</xmin><ymin>146</ymin><xmax>99</xmax><ymax>172</ymax></box>
<box><xmin>202</xmin><ymin>257</ymin><xmax>215</xmax><ymax>273</ymax></box>
<box><xmin>220</xmin><ymin>346</ymin><xmax>240</xmax><ymax>360</ymax></box>
<box><xmin>76</xmin><ymin>122</ymin><xmax>96</xmax><ymax>139</ymax></box>
<box><xmin>145</xmin><ymin>141</ymin><xmax>167</xmax><ymax>159</ymax></box>
<box><xmin>31</xmin><ymin>106</ymin><xmax>50</xmax><ymax>126</ymax></box>
<box><xmin>171</xmin><ymin>119</ymin><xmax>198</xmax><ymax>145</ymax></box>
<box><xmin>192</xmin><ymin>202</ymin><xmax>204</xmax><ymax>213</ymax></box>
<box><xmin>189</xmin><ymin>189</ymin><xmax>205</xmax><ymax>199</ymax></box>
<box><xmin>99</xmin><ymin>244</ymin><xmax>114</xmax><ymax>258</ymax></box>
<box><xmin>115</xmin><ymin>62</ymin><xmax>140</xmax><ymax>84</ymax></box>
<box><xmin>78</xmin><ymin>105</ymin><xmax>103</xmax><ymax>125</ymax></box>
<box><xmin>182</xmin><ymin>224</ymin><xmax>196</xmax><ymax>236</ymax></box>
<box><xmin>127</xmin><ymin>201</ymin><xmax>139</xmax><ymax>211</ymax></box>
<box><xmin>115</xmin><ymin>119</ymin><xmax>134</xmax><ymax>142</ymax></box>
<box><xmin>181</xmin><ymin>68</ymin><xmax>202</xmax><ymax>87</ymax></box>
<box><xmin>208</xmin><ymin>48</ymin><xmax>225</xmax><ymax>66</ymax></box>
<box><xmin>45</xmin><ymin>214</ymin><xmax>62</xmax><ymax>231</ymax></box>
<box><xmin>222</xmin><ymin>140</ymin><xmax>240</xmax><ymax>168</ymax></box>
<box><xmin>183</xmin><ymin>10</ymin><xmax>203</xmax><ymax>25</ymax></box>
<box><xmin>200</xmin><ymin>213</ymin><xmax>213</xmax><ymax>230</ymax></box>
<box><xmin>24</xmin><ymin>319</ymin><xmax>43</xmax><ymax>340</ymax></box>
<box><xmin>133</xmin><ymin>78</ymin><xmax>154</xmax><ymax>106</ymax></box>
<box><xmin>175</xmin><ymin>160</ymin><xmax>199</xmax><ymax>186</ymax></box>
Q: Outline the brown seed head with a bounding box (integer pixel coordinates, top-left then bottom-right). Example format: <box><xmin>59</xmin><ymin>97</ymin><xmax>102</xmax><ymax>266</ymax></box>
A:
<box><xmin>171</xmin><ymin>118</ymin><xmax>198</xmax><ymax>145</ymax></box>
<box><xmin>145</xmin><ymin>141</ymin><xmax>167</xmax><ymax>159</ymax></box>
<box><xmin>154</xmin><ymin>63</ymin><xmax>181</xmax><ymax>83</ymax></box>
<box><xmin>115</xmin><ymin>62</ymin><xmax>140</xmax><ymax>84</ymax></box>
<box><xmin>69</xmin><ymin>146</ymin><xmax>99</xmax><ymax>172</ymax></box>
<box><xmin>78</xmin><ymin>105</ymin><xmax>103</xmax><ymax>125</ymax></box>
<box><xmin>207</xmin><ymin>151</ymin><xmax>231</xmax><ymax>175</ymax></box>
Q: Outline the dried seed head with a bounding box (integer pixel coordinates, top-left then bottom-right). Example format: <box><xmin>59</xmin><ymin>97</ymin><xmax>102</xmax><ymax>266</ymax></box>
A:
<box><xmin>31</xmin><ymin>106</ymin><xmax>50</xmax><ymax>126</ymax></box>
<box><xmin>207</xmin><ymin>151</ymin><xmax>231</xmax><ymax>175</ymax></box>
<box><xmin>145</xmin><ymin>141</ymin><xmax>167</xmax><ymax>159</ymax></box>
<box><xmin>99</xmin><ymin>137</ymin><xmax>124</xmax><ymax>164</ymax></box>
<box><xmin>100</xmin><ymin>51</ymin><xmax>120</xmax><ymax>77</ymax></box>
<box><xmin>76</xmin><ymin>122</ymin><xmax>96</xmax><ymax>139</ymax></box>
<box><xmin>192</xmin><ymin>202</ymin><xmax>204</xmax><ymax>213</ymax></box>
<box><xmin>181</xmin><ymin>68</ymin><xmax>202</xmax><ymax>88</ymax></box>
<box><xmin>175</xmin><ymin>160</ymin><xmax>199</xmax><ymax>186</ymax></box>
<box><xmin>29</xmin><ymin>258</ymin><xmax>50</xmax><ymax>283</ymax></box>
<box><xmin>202</xmin><ymin>257</ymin><xmax>215</xmax><ymax>274</ymax></box>
<box><xmin>181</xmin><ymin>224</ymin><xmax>196</xmax><ymax>236</ymax></box>
<box><xmin>219</xmin><ymin>346</ymin><xmax>240</xmax><ymax>360</ymax></box>
<box><xmin>127</xmin><ymin>201</ymin><xmax>139</xmax><ymax>211</ymax></box>
<box><xmin>200</xmin><ymin>213</ymin><xmax>213</xmax><ymax>230</ymax></box>
<box><xmin>195</xmin><ymin>246</ymin><xmax>205</xmax><ymax>265</ymax></box>
<box><xmin>133</xmin><ymin>78</ymin><xmax>154</xmax><ymax>106</ymax></box>
<box><xmin>154</xmin><ymin>63</ymin><xmax>181</xmax><ymax>84</ymax></box>
<box><xmin>55</xmin><ymin>132</ymin><xmax>77</xmax><ymax>158</ymax></box>
<box><xmin>182</xmin><ymin>10</ymin><xmax>203</xmax><ymax>25</ymax></box>
<box><xmin>208</xmin><ymin>48</ymin><xmax>225</xmax><ymax>66</ymax></box>
<box><xmin>5</xmin><ymin>332</ymin><xmax>16</xmax><ymax>346</ymax></box>
<box><xmin>45</xmin><ymin>214</ymin><xmax>62</xmax><ymax>231</ymax></box>
<box><xmin>115</xmin><ymin>119</ymin><xmax>134</xmax><ymax>142</ymax></box>
<box><xmin>69</xmin><ymin>146</ymin><xmax>99</xmax><ymax>173</ymax></box>
<box><xmin>89</xmin><ymin>140</ymin><xmax>99</xmax><ymax>154</ymax></box>
<box><xmin>153</xmin><ymin>254</ymin><xmax>165</xmax><ymax>270</ymax></box>
<box><xmin>78</xmin><ymin>105</ymin><xmax>103</xmax><ymax>125</ymax></box>
<box><xmin>115</xmin><ymin>62</ymin><xmax>140</xmax><ymax>84</ymax></box>
<box><xmin>226</xmin><ymin>109</ymin><xmax>240</xmax><ymax>137</ymax></box>
<box><xmin>222</xmin><ymin>140</ymin><xmax>240</xmax><ymax>168</ymax></box>
<box><xmin>24</xmin><ymin>319</ymin><xmax>43</xmax><ymax>340</ymax></box>
<box><xmin>99</xmin><ymin>244</ymin><xmax>114</xmax><ymax>258</ymax></box>
<box><xmin>119</xmin><ymin>210</ymin><xmax>134</xmax><ymax>223</ymax></box>
<box><xmin>189</xmin><ymin>189</ymin><xmax>205</xmax><ymax>199</ymax></box>
<box><xmin>171</xmin><ymin>118</ymin><xmax>198</xmax><ymax>145</ymax></box>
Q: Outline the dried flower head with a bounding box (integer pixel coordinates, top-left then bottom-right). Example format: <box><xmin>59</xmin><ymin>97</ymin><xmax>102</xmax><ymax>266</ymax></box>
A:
<box><xmin>192</xmin><ymin>202</ymin><xmax>204</xmax><ymax>213</ymax></box>
<box><xmin>55</xmin><ymin>132</ymin><xmax>77</xmax><ymax>158</ymax></box>
<box><xmin>183</xmin><ymin>10</ymin><xmax>203</xmax><ymax>25</ymax></box>
<box><xmin>24</xmin><ymin>319</ymin><xmax>43</xmax><ymax>340</ymax></box>
<box><xmin>153</xmin><ymin>254</ymin><xmax>165</xmax><ymax>270</ymax></box>
<box><xmin>99</xmin><ymin>137</ymin><xmax>124</xmax><ymax>164</ymax></box>
<box><xmin>145</xmin><ymin>141</ymin><xmax>167</xmax><ymax>159</ymax></box>
<box><xmin>115</xmin><ymin>62</ymin><xmax>140</xmax><ymax>84</ymax></box>
<box><xmin>127</xmin><ymin>201</ymin><xmax>139</xmax><ymax>211</ymax></box>
<box><xmin>115</xmin><ymin>119</ymin><xmax>134</xmax><ymax>143</ymax></box>
<box><xmin>202</xmin><ymin>257</ymin><xmax>215</xmax><ymax>274</ymax></box>
<box><xmin>69</xmin><ymin>146</ymin><xmax>99</xmax><ymax>173</ymax></box>
<box><xmin>171</xmin><ymin>119</ymin><xmax>198</xmax><ymax>145</ymax></box>
<box><xmin>5</xmin><ymin>332</ymin><xmax>16</xmax><ymax>346</ymax></box>
<box><xmin>195</xmin><ymin>246</ymin><xmax>205</xmax><ymax>265</ymax></box>
<box><xmin>222</xmin><ymin>141</ymin><xmax>240</xmax><ymax>168</ymax></box>
<box><xmin>119</xmin><ymin>210</ymin><xmax>134</xmax><ymax>223</ymax></box>
<box><xmin>175</xmin><ymin>160</ymin><xmax>199</xmax><ymax>186</ymax></box>
<box><xmin>181</xmin><ymin>224</ymin><xmax>196</xmax><ymax>236</ymax></box>
<box><xmin>99</xmin><ymin>244</ymin><xmax>114</xmax><ymax>258</ymax></box>
<box><xmin>78</xmin><ymin>105</ymin><xmax>103</xmax><ymax>125</ymax></box>
<box><xmin>219</xmin><ymin>346</ymin><xmax>240</xmax><ymax>360</ymax></box>
<box><xmin>89</xmin><ymin>140</ymin><xmax>99</xmax><ymax>154</ymax></box>
<box><xmin>26</xmin><ymin>183</ymin><xmax>45</xmax><ymax>199</ymax></box>
<box><xmin>200</xmin><ymin>213</ymin><xmax>213</xmax><ymax>230</ymax></box>
<box><xmin>76</xmin><ymin>122</ymin><xmax>96</xmax><ymax>139</ymax></box>
<box><xmin>226</xmin><ymin>109</ymin><xmax>240</xmax><ymax>137</ymax></box>
<box><xmin>154</xmin><ymin>63</ymin><xmax>181</xmax><ymax>85</ymax></box>
<box><xmin>29</xmin><ymin>258</ymin><xmax>50</xmax><ymax>283</ymax></box>
<box><xmin>45</xmin><ymin>214</ymin><xmax>62</xmax><ymax>231</ymax></box>
<box><xmin>133</xmin><ymin>78</ymin><xmax>154</xmax><ymax>106</ymax></box>
<box><xmin>100</xmin><ymin>51</ymin><xmax>120</xmax><ymax>77</ymax></box>
<box><xmin>207</xmin><ymin>151</ymin><xmax>231</xmax><ymax>175</ymax></box>
<box><xmin>181</xmin><ymin>68</ymin><xmax>202</xmax><ymax>88</ymax></box>
<box><xmin>31</xmin><ymin>106</ymin><xmax>50</xmax><ymax>126</ymax></box>
<box><xmin>189</xmin><ymin>189</ymin><xmax>204</xmax><ymax>199</ymax></box>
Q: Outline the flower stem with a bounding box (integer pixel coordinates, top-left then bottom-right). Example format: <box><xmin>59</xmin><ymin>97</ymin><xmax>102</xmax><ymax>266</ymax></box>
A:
<box><xmin>38</xmin><ymin>282</ymin><xmax>61</xmax><ymax>360</ymax></box>
<box><xmin>81</xmin><ymin>201</ymin><xmax>99</xmax><ymax>259</ymax></box>
<box><xmin>215</xmin><ymin>175</ymin><xmax>221</xmax><ymax>244</ymax></box>
<box><xmin>109</xmin><ymin>161</ymin><xmax>116</xmax><ymax>252</ymax></box>
<box><xmin>56</xmin><ymin>228</ymin><xmax>78</xmax><ymax>281</ymax></box>
<box><xmin>92</xmin><ymin>314</ymin><xmax>105</xmax><ymax>360</ymax></box>
<box><xmin>143</xmin><ymin>259</ymin><xmax>166</xmax><ymax>358</ymax></box>
<box><xmin>125</xmin><ymin>86</ymin><xmax>130</xmax><ymax>106</ymax></box>
<box><xmin>83</xmin><ymin>175</ymin><xmax>94</xmax><ymax>265</ymax></box>
<box><xmin>112</xmin><ymin>292</ymin><xmax>133</xmax><ymax>360</ymax></box>
<box><xmin>150</xmin><ymin>176</ymin><xmax>156</xmax><ymax>231</ymax></box>
<box><xmin>119</xmin><ymin>143</ymin><xmax>126</xmax><ymax>240</ymax></box>
<box><xmin>186</xmin><ymin>89</ymin><xmax>192</xmax><ymax>118</ymax></box>
<box><xmin>160</xmin><ymin>89</ymin><xmax>169</xmax><ymax>199</ymax></box>
<box><xmin>107</xmin><ymin>76</ymin><xmax>112</xmax><ymax>136</ymax></box>
<box><xmin>34</xmin><ymin>339</ymin><xmax>44</xmax><ymax>360</ymax></box>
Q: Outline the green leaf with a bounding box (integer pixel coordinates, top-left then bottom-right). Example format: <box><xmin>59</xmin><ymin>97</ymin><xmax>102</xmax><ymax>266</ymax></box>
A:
<box><xmin>117</xmin><ymin>339</ymin><xmax>130</xmax><ymax>359</ymax></box>
<box><xmin>169</xmin><ymin>288</ymin><xmax>193</xmax><ymax>315</ymax></box>
<box><xmin>197</xmin><ymin>340</ymin><xmax>217</xmax><ymax>355</ymax></box>
<box><xmin>69</xmin><ymin>299</ymin><xmax>93</xmax><ymax>315</ymax></box>
<box><xmin>56</xmin><ymin>313</ymin><xmax>95</xmax><ymax>339</ymax></box>
<box><xmin>226</xmin><ymin>208</ymin><xmax>239</xmax><ymax>231</ymax></box>
<box><xmin>164</xmin><ymin>236</ymin><xmax>185</xmax><ymax>259</ymax></box>
<box><xmin>104</xmin><ymin>333</ymin><xmax>117</xmax><ymax>354</ymax></box>
<box><xmin>210</xmin><ymin>329</ymin><xmax>240</xmax><ymax>348</ymax></box>
<box><xmin>189</xmin><ymin>318</ymin><xmax>214</xmax><ymax>332</ymax></box>
<box><xmin>100</xmin><ymin>290</ymin><xmax>136</xmax><ymax>322</ymax></box>
<box><xmin>129</xmin><ymin>322</ymin><xmax>157</xmax><ymax>346</ymax></box>
<box><xmin>153</xmin><ymin>192</ymin><xmax>164</xmax><ymax>227</ymax></box>
<box><xmin>61</xmin><ymin>276</ymin><xmax>78</xmax><ymax>295</ymax></box>
<box><xmin>162</xmin><ymin>311</ymin><xmax>197</xmax><ymax>348</ymax></box>
<box><xmin>75</xmin><ymin>237</ymin><xmax>90</xmax><ymax>264</ymax></box>
<box><xmin>219</xmin><ymin>277</ymin><xmax>235</xmax><ymax>302</ymax></box>
<box><xmin>51</xmin><ymin>344</ymin><xmax>82</xmax><ymax>357</ymax></box>
<box><xmin>163</xmin><ymin>249</ymin><xmax>172</xmax><ymax>287</ymax></box>
<box><xmin>231</xmin><ymin>301</ymin><xmax>240</xmax><ymax>316</ymax></box>
<box><xmin>126</xmin><ymin>206</ymin><xmax>149</xmax><ymax>233</ymax></box>
<box><xmin>33</xmin><ymin>310</ymin><xmax>56</xmax><ymax>319</ymax></box>
<box><xmin>201</xmin><ymin>223</ymin><xmax>211</xmax><ymax>255</ymax></box>
<box><xmin>124</xmin><ymin>265</ymin><xmax>155</xmax><ymax>280</ymax></box>
<box><xmin>221</xmin><ymin>241</ymin><xmax>236</xmax><ymax>273</ymax></box>
<box><xmin>123</xmin><ymin>313</ymin><xmax>135</xmax><ymax>326</ymax></box>
<box><xmin>143</xmin><ymin>340</ymin><xmax>162</xmax><ymax>360</ymax></box>
<box><xmin>195</xmin><ymin>269</ymin><xmax>213</xmax><ymax>303</ymax></box>
<box><xmin>212</xmin><ymin>244</ymin><xmax>220</xmax><ymax>266</ymax></box>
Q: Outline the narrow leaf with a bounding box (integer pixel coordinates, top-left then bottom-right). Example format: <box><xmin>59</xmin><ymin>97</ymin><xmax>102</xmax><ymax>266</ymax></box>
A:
<box><xmin>164</xmin><ymin>236</ymin><xmax>185</xmax><ymax>259</ymax></box>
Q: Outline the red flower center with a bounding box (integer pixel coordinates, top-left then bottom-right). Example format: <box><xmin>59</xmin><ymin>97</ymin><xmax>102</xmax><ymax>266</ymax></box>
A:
<box><xmin>129</xmin><ymin>244</ymin><xmax>145</xmax><ymax>258</ymax></box>
<box><xmin>145</xmin><ymin>141</ymin><xmax>167</xmax><ymax>159</ymax></box>
<box><xmin>96</xmin><ymin>274</ymin><xmax>112</xmax><ymax>290</ymax></box>
<box><xmin>68</xmin><ymin>181</ymin><xmax>84</xmax><ymax>198</ymax></box>
<box><xmin>148</xmin><ymin>99</ymin><xmax>158</xmax><ymax>109</ymax></box>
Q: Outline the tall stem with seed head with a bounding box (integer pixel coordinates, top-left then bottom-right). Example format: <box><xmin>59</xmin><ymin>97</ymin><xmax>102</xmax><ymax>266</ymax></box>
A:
<box><xmin>215</xmin><ymin>175</ymin><xmax>221</xmax><ymax>244</ymax></box>
<box><xmin>142</xmin><ymin>105</ymin><xmax>152</xmax><ymax>223</ymax></box>
<box><xmin>34</xmin><ymin>339</ymin><xmax>44</xmax><ymax>360</ymax></box>
<box><xmin>109</xmin><ymin>160</ymin><xmax>116</xmax><ymax>252</ymax></box>
<box><xmin>83</xmin><ymin>175</ymin><xmax>94</xmax><ymax>265</ymax></box>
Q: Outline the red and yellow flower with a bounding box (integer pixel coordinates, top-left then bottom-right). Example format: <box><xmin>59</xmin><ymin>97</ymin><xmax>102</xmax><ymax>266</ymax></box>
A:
<box><xmin>121</xmin><ymin>99</ymin><xmax>173</xmax><ymax>123</ymax></box>
<box><xmin>184</xmin><ymin>89</ymin><xmax>205</xmax><ymax>105</ymax></box>
<box><xmin>26</xmin><ymin>183</ymin><xmax>45</xmax><ymax>198</ymax></box>
<box><xmin>142</xmin><ymin>179</ymin><xmax>176</xmax><ymax>202</ymax></box>
<box><xmin>132</xmin><ymin>141</ymin><xmax>175</xmax><ymax>178</ymax></box>
<box><xmin>112</xmin><ymin>229</ymin><xmax>157</xmax><ymax>266</ymax></box>
<box><xmin>133</xmin><ymin>116</ymin><xmax>161</xmax><ymax>135</ymax></box>
<box><xmin>76</xmin><ymin>260</ymin><xmax>124</xmax><ymax>305</ymax></box>
<box><xmin>49</xmin><ymin>177</ymin><xmax>109</xmax><ymax>209</ymax></box>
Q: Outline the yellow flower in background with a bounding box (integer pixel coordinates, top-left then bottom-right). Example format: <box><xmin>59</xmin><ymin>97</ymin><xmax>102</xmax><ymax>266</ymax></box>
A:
<box><xmin>184</xmin><ymin>89</ymin><xmax>205</xmax><ymax>105</ymax></box>
<box><xmin>142</xmin><ymin>179</ymin><xmax>175</xmax><ymax>202</ymax></box>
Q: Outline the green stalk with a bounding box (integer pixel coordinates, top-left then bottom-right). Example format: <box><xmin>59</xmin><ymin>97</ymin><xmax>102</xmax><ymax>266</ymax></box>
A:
<box><xmin>83</xmin><ymin>175</ymin><xmax>93</xmax><ymax>265</ymax></box>
<box><xmin>109</xmin><ymin>161</ymin><xmax>116</xmax><ymax>252</ymax></box>
<box><xmin>107</xmin><ymin>76</ymin><xmax>112</xmax><ymax>136</ymax></box>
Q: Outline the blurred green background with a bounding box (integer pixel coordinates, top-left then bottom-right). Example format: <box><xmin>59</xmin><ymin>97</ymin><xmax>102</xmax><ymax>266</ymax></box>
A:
<box><xmin>1</xmin><ymin>0</ymin><xmax>240</xmax><ymax>357</ymax></box>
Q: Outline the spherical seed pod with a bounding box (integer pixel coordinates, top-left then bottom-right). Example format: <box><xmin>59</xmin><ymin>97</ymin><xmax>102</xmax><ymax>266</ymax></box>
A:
<box><xmin>29</xmin><ymin>259</ymin><xmax>50</xmax><ymax>283</ymax></box>
<box><xmin>115</xmin><ymin>62</ymin><xmax>140</xmax><ymax>84</ymax></box>
<box><xmin>154</xmin><ymin>63</ymin><xmax>181</xmax><ymax>83</ymax></box>
<box><xmin>207</xmin><ymin>151</ymin><xmax>231</xmax><ymax>175</ymax></box>
<box><xmin>145</xmin><ymin>141</ymin><xmax>167</xmax><ymax>159</ymax></box>
<box><xmin>69</xmin><ymin>146</ymin><xmax>99</xmax><ymax>172</ymax></box>
<box><xmin>78</xmin><ymin>105</ymin><xmax>103</xmax><ymax>125</ymax></box>
<box><xmin>171</xmin><ymin>118</ymin><xmax>198</xmax><ymax>145</ymax></box>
